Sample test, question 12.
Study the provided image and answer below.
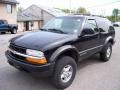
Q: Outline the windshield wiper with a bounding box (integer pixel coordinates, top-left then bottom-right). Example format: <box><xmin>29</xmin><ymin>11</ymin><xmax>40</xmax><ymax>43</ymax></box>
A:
<box><xmin>48</xmin><ymin>29</ymin><xmax>66</xmax><ymax>34</ymax></box>
<box><xmin>40</xmin><ymin>28</ymin><xmax>48</xmax><ymax>31</ymax></box>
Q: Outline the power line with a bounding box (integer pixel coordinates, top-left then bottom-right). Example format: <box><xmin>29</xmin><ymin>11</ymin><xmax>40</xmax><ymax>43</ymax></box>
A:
<box><xmin>88</xmin><ymin>1</ymin><xmax>120</xmax><ymax>8</ymax></box>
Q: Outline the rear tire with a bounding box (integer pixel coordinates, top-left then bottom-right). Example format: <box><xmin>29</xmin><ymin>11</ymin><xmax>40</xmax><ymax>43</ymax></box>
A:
<box><xmin>11</xmin><ymin>28</ymin><xmax>17</xmax><ymax>34</ymax></box>
<box><xmin>51</xmin><ymin>56</ymin><xmax>77</xmax><ymax>89</ymax></box>
<box><xmin>100</xmin><ymin>43</ymin><xmax>112</xmax><ymax>62</ymax></box>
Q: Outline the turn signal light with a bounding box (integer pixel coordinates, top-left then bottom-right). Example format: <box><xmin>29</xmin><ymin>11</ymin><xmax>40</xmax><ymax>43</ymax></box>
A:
<box><xmin>26</xmin><ymin>57</ymin><xmax>47</xmax><ymax>64</ymax></box>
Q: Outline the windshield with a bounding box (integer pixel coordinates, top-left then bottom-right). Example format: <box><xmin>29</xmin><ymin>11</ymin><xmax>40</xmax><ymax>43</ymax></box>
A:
<box><xmin>42</xmin><ymin>17</ymin><xmax>83</xmax><ymax>34</ymax></box>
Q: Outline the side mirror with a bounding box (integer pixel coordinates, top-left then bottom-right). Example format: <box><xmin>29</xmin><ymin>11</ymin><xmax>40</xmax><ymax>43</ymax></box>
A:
<box><xmin>99</xmin><ymin>28</ymin><xmax>105</xmax><ymax>32</ymax></box>
<box><xmin>81</xmin><ymin>28</ymin><xmax>94</xmax><ymax>36</ymax></box>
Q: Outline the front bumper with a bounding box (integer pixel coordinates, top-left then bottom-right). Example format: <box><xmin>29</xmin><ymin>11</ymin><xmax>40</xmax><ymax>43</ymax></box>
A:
<box><xmin>5</xmin><ymin>51</ymin><xmax>55</xmax><ymax>77</ymax></box>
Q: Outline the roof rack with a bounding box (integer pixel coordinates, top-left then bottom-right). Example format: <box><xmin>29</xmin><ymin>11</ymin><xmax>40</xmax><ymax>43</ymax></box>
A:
<box><xmin>70</xmin><ymin>13</ymin><xmax>105</xmax><ymax>18</ymax></box>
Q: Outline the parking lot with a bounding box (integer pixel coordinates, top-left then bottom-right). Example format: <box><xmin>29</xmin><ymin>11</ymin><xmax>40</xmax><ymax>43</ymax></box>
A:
<box><xmin>0</xmin><ymin>28</ymin><xmax>120</xmax><ymax>90</ymax></box>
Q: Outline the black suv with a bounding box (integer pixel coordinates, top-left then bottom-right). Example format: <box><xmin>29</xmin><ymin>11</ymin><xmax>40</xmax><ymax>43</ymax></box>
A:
<box><xmin>6</xmin><ymin>15</ymin><xmax>115</xmax><ymax>89</ymax></box>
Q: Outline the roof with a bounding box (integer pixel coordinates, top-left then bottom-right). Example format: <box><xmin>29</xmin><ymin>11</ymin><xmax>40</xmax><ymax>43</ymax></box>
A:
<box><xmin>17</xmin><ymin>5</ymin><xmax>42</xmax><ymax>21</ymax></box>
<box><xmin>17</xmin><ymin>5</ymin><xmax>66</xmax><ymax>21</ymax></box>
<box><xmin>39</xmin><ymin>5</ymin><xmax>66</xmax><ymax>17</ymax></box>
<box><xmin>0</xmin><ymin>0</ymin><xmax>19</xmax><ymax>4</ymax></box>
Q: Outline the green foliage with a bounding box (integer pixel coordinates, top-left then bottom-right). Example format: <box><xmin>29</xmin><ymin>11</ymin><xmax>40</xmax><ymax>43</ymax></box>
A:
<box><xmin>106</xmin><ymin>16</ymin><xmax>114</xmax><ymax>22</ymax></box>
<box><xmin>112</xmin><ymin>9</ymin><xmax>119</xmax><ymax>16</ymax></box>
<box><xmin>77</xmin><ymin>7</ymin><xmax>87</xmax><ymax>14</ymax></box>
<box><xmin>107</xmin><ymin>8</ymin><xmax>120</xmax><ymax>22</ymax></box>
<box><xmin>60</xmin><ymin>9</ymin><xmax>76</xmax><ymax>13</ymax></box>
<box><xmin>61</xmin><ymin>9</ymin><xmax>70</xmax><ymax>13</ymax></box>
<box><xmin>106</xmin><ymin>15</ymin><xmax>120</xmax><ymax>22</ymax></box>
<box><xmin>60</xmin><ymin>7</ymin><xmax>89</xmax><ymax>14</ymax></box>
<box><xmin>17</xmin><ymin>7</ymin><xmax>24</xmax><ymax>14</ymax></box>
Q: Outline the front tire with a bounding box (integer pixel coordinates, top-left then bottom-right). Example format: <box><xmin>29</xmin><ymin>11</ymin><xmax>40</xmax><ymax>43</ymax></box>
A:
<box><xmin>100</xmin><ymin>43</ymin><xmax>112</xmax><ymax>62</ymax></box>
<box><xmin>51</xmin><ymin>56</ymin><xmax>77</xmax><ymax>89</ymax></box>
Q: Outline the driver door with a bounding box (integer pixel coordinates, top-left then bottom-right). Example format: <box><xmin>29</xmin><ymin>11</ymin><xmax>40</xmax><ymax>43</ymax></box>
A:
<box><xmin>75</xmin><ymin>19</ymin><xmax>100</xmax><ymax>60</ymax></box>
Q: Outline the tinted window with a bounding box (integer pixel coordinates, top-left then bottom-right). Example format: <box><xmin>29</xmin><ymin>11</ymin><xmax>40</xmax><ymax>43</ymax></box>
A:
<box><xmin>83</xmin><ymin>19</ymin><xmax>98</xmax><ymax>34</ymax></box>
<box><xmin>96</xmin><ymin>18</ymin><xmax>112</xmax><ymax>32</ymax></box>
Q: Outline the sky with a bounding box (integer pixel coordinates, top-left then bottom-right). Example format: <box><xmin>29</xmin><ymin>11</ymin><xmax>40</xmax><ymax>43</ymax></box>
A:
<box><xmin>17</xmin><ymin>0</ymin><xmax>120</xmax><ymax>16</ymax></box>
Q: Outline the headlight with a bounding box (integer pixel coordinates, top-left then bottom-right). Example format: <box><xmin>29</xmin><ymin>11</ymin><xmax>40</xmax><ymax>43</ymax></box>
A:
<box><xmin>26</xmin><ymin>49</ymin><xmax>44</xmax><ymax>58</ymax></box>
<box><xmin>26</xmin><ymin>49</ymin><xmax>47</xmax><ymax>64</ymax></box>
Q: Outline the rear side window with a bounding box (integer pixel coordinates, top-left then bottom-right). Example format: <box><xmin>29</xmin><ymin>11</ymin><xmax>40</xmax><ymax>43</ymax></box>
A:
<box><xmin>96</xmin><ymin>18</ymin><xmax>112</xmax><ymax>32</ymax></box>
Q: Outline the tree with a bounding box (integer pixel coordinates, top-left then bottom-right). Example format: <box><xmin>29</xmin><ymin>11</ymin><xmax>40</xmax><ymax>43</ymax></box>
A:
<box><xmin>106</xmin><ymin>16</ymin><xmax>114</xmax><ymax>22</ymax></box>
<box><xmin>77</xmin><ymin>7</ymin><xmax>87</xmax><ymax>14</ymax></box>
<box><xmin>112</xmin><ymin>9</ymin><xmax>119</xmax><ymax>22</ymax></box>
<box><xmin>113</xmin><ymin>9</ymin><xmax>119</xmax><ymax>16</ymax></box>
<box><xmin>61</xmin><ymin>9</ymin><xmax>70</xmax><ymax>13</ymax></box>
<box><xmin>17</xmin><ymin>7</ymin><xmax>24</xmax><ymax>14</ymax></box>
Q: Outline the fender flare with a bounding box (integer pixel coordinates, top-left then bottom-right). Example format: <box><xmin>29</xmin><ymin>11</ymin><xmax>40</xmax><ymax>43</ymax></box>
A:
<box><xmin>104</xmin><ymin>36</ymin><xmax>113</xmax><ymax>45</ymax></box>
<box><xmin>49</xmin><ymin>45</ymin><xmax>79</xmax><ymax>62</ymax></box>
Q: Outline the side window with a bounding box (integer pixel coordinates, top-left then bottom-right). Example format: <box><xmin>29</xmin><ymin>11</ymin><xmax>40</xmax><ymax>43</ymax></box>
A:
<box><xmin>96</xmin><ymin>18</ymin><xmax>110</xmax><ymax>33</ymax></box>
<box><xmin>83</xmin><ymin>19</ymin><xmax>98</xmax><ymax>34</ymax></box>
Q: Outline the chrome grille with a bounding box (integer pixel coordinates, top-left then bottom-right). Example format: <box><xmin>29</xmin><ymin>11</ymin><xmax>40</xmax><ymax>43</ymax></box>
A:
<box><xmin>9</xmin><ymin>43</ymin><xmax>26</xmax><ymax>54</ymax></box>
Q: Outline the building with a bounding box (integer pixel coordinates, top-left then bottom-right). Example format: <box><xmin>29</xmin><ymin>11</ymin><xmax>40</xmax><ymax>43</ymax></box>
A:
<box><xmin>17</xmin><ymin>5</ymin><xmax>65</xmax><ymax>32</ymax></box>
<box><xmin>0</xmin><ymin>0</ymin><xmax>19</xmax><ymax>24</ymax></box>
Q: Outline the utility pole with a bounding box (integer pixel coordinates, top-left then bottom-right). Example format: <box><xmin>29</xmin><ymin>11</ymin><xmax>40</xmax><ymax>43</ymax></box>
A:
<box><xmin>69</xmin><ymin>0</ymin><xmax>72</xmax><ymax>14</ymax></box>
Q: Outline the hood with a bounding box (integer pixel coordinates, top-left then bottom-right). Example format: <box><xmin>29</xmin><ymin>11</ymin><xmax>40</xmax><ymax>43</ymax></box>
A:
<box><xmin>12</xmin><ymin>31</ymin><xmax>77</xmax><ymax>51</ymax></box>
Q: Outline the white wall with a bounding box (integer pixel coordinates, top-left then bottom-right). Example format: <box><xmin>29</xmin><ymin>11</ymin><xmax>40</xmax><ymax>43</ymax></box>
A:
<box><xmin>18</xmin><ymin>21</ymin><xmax>24</xmax><ymax>32</ymax></box>
<box><xmin>18</xmin><ymin>21</ymin><xmax>43</xmax><ymax>32</ymax></box>
<box><xmin>29</xmin><ymin>21</ymin><xmax>40</xmax><ymax>30</ymax></box>
<box><xmin>0</xmin><ymin>3</ymin><xmax>17</xmax><ymax>24</ymax></box>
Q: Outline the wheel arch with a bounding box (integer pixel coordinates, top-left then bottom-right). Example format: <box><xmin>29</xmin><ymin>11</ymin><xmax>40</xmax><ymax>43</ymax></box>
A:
<box><xmin>50</xmin><ymin>45</ymin><xmax>79</xmax><ymax>63</ymax></box>
<box><xmin>105</xmin><ymin>36</ymin><xmax>114</xmax><ymax>45</ymax></box>
<box><xmin>12</xmin><ymin>27</ymin><xmax>17</xmax><ymax>30</ymax></box>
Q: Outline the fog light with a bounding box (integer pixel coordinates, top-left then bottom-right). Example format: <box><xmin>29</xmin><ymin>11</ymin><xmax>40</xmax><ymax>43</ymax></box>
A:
<box><xmin>26</xmin><ymin>57</ymin><xmax>47</xmax><ymax>64</ymax></box>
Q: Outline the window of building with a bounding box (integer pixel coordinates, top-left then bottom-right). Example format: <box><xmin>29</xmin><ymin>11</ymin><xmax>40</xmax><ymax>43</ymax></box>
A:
<box><xmin>7</xmin><ymin>4</ymin><xmax>12</xmax><ymax>13</ymax></box>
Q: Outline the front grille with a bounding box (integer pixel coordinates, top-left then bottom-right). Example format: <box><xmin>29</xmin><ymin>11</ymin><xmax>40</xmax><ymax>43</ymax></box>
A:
<box><xmin>8</xmin><ymin>51</ymin><xmax>42</xmax><ymax>65</ymax></box>
<box><xmin>9</xmin><ymin>51</ymin><xmax>28</xmax><ymax>64</ymax></box>
<box><xmin>9</xmin><ymin>43</ymin><xmax>26</xmax><ymax>54</ymax></box>
<box><xmin>10</xmin><ymin>52</ymin><xmax>25</xmax><ymax>60</ymax></box>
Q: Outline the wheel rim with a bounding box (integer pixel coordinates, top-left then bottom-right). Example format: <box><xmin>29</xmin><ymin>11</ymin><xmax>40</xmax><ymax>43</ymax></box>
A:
<box><xmin>106</xmin><ymin>46</ymin><xmax>111</xmax><ymax>58</ymax></box>
<box><xmin>60</xmin><ymin>65</ymin><xmax>73</xmax><ymax>83</ymax></box>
